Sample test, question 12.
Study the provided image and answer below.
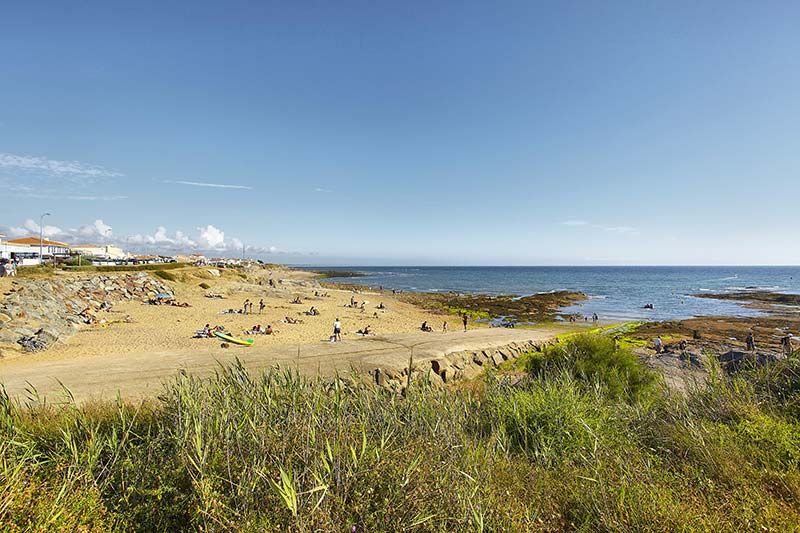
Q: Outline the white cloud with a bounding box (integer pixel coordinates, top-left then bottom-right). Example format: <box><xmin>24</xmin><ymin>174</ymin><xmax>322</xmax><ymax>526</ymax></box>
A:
<box><xmin>164</xmin><ymin>180</ymin><xmax>252</xmax><ymax>190</ymax></box>
<box><xmin>0</xmin><ymin>153</ymin><xmax>122</xmax><ymax>179</ymax></box>
<box><xmin>314</xmin><ymin>187</ymin><xmax>332</xmax><ymax>193</ymax></box>
<box><xmin>197</xmin><ymin>225</ymin><xmax>226</xmax><ymax>249</ymax></box>
<box><xmin>603</xmin><ymin>225</ymin><xmax>638</xmax><ymax>235</ymax></box>
<box><xmin>560</xmin><ymin>220</ymin><xmax>640</xmax><ymax>236</ymax></box>
<box><xmin>2</xmin><ymin>218</ymin><xmax>292</xmax><ymax>256</ymax></box>
<box><xmin>8</xmin><ymin>218</ymin><xmax>64</xmax><ymax>238</ymax></box>
<box><xmin>77</xmin><ymin>219</ymin><xmax>113</xmax><ymax>239</ymax></box>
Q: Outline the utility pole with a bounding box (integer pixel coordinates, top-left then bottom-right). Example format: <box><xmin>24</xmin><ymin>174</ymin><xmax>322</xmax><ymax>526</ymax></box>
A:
<box><xmin>39</xmin><ymin>212</ymin><xmax>50</xmax><ymax>267</ymax></box>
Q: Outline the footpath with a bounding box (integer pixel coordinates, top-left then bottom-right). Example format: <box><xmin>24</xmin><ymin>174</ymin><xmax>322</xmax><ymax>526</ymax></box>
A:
<box><xmin>0</xmin><ymin>327</ymin><xmax>559</xmax><ymax>403</ymax></box>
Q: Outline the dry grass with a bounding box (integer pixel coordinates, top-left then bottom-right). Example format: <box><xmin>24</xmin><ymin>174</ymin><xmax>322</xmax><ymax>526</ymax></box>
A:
<box><xmin>2</xmin><ymin>338</ymin><xmax>799</xmax><ymax>531</ymax></box>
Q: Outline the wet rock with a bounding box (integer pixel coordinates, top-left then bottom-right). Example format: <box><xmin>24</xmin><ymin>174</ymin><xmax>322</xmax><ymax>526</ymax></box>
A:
<box><xmin>718</xmin><ymin>350</ymin><xmax>780</xmax><ymax>372</ymax></box>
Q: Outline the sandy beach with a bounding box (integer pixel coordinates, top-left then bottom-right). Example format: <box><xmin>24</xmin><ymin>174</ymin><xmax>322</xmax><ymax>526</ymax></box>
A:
<box><xmin>0</xmin><ymin>264</ymin><xmax>585</xmax><ymax>401</ymax></box>
<box><xmin>4</xmin><ymin>265</ymin><xmax>465</xmax><ymax>364</ymax></box>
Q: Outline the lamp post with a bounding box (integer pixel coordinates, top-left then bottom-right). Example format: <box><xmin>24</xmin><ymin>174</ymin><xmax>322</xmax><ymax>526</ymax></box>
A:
<box><xmin>39</xmin><ymin>212</ymin><xmax>51</xmax><ymax>267</ymax></box>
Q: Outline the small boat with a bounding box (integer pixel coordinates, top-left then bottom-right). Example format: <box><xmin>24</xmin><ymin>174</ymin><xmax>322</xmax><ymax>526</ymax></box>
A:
<box><xmin>213</xmin><ymin>330</ymin><xmax>254</xmax><ymax>346</ymax></box>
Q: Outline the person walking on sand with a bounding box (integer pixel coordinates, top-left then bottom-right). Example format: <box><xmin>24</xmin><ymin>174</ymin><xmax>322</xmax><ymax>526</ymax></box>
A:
<box><xmin>462</xmin><ymin>314</ymin><xmax>468</xmax><ymax>332</ymax></box>
<box><xmin>443</xmin><ymin>321</ymin><xmax>448</xmax><ymax>333</ymax></box>
<box><xmin>259</xmin><ymin>299</ymin><xmax>265</xmax><ymax>314</ymax></box>
<box><xmin>243</xmin><ymin>299</ymin><xmax>250</xmax><ymax>315</ymax></box>
<box><xmin>333</xmin><ymin>318</ymin><xmax>342</xmax><ymax>342</ymax></box>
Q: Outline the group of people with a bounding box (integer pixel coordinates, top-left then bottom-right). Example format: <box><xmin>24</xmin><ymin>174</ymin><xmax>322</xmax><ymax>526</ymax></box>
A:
<box><xmin>246</xmin><ymin>324</ymin><xmax>274</xmax><ymax>335</ymax></box>
<box><xmin>346</xmin><ymin>296</ymin><xmax>368</xmax><ymax>311</ymax></box>
<box><xmin>568</xmin><ymin>313</ymin><xmax>600</xmax><ymax>323</ymax></box>
<box><xmin>420</xmin><ymin>315</ymin><xmax>468</xmax><ymax>333</ymax></box>
<box><xmin>195</xmin><ymin>324</ymin><xmax>225</xmax><ymax>338</ymax></box>
<box><xmin>241</xmin><ymin>299</ymin><xmax>266</xmax><ymax>314</ymax></box>
<box><xmin>653</xmin><ymin>330</ymin><xmax>796</xmax><ymax>356</ymax></box>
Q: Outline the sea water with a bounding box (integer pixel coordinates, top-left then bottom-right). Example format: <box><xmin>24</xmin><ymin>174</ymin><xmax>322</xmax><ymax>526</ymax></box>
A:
<box><xmin>312</xmin><ymin>266</ymin><xmax>800</xmax><ymax>322</ymax></box>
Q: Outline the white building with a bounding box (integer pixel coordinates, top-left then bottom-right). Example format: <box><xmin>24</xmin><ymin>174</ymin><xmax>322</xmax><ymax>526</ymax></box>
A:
<box><xmin>2</xmin><ymin>236</ymin><xmax>71</xmax><ymax>265</ymax></box>
<box><xmin>72</xmin><ymin>244</ymin><xmax>127</xmax><ymax>260</ymax></box>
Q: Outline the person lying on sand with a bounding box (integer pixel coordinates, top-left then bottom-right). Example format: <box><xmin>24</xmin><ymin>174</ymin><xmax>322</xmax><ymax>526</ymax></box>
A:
<box><xmin>290</xmin><ymin>296</ymin><xmax>303</xmax><ymax>304</ymax></box>
<box><xmin>282</xmin><ymin>316</ymin><xmax>304</xmax><ymax>324</ymax></box>
<box><xmin>356</xmin><ymin>325</ymin><xmax>373</xmax><ymax>336</ymax></box>
<box><xmin>245</xmin><ymin>324</ymin><xmax>275</xmax><ymax>335</ymax></box>
<box><xmin>305</xmin><ymin>306</ymin><xmax>319</xmax><ymax>316</ymax></box>
<box><xmin>205</xmin><ymin>292</ymin><xmax>224</xmax><ymax>299</ymax></box>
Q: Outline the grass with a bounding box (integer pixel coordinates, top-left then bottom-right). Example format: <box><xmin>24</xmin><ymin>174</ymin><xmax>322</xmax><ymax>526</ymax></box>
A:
<box><xmin>2</xmin><ymin>338</ymin><xmax>799</xmax><ymax>531</ymax></box>
<box><xmin>153</xmin><ymin>270</ymin><xmax>177</xmax><ymax>282</ymax></box>
<box><xmin>61</xmin><ymin>262</ymin><xmax>186</xmax><ymax>273</ymax></box>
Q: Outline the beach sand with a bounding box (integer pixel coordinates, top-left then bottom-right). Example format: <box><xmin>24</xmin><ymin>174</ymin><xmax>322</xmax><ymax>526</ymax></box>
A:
<box><xmin>0</xmin><ymin>264</ymin><xmax>586</xmax><ymax>402</ymax></box>
<box><xmin>8</xmin><ymin>265</ymin><xmax>473</xmax><ymax>364</ymax></box>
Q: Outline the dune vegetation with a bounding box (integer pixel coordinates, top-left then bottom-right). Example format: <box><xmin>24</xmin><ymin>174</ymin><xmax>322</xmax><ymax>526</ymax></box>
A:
<box><xmin>2</xmin><ymin>335</ymin><xmax>799</xmax><ymax>531</ymax></box>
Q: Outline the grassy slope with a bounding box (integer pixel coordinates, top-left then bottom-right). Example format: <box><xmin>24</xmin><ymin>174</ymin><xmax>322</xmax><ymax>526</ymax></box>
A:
<box><xmin>2</xmin><ymin>337</ymin><xmax>799</xmax><ymax>531</ymax></box>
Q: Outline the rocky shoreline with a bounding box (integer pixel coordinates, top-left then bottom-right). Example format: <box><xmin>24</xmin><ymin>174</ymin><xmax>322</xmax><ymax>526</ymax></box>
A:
<box><xmin>320</xmin><ymin>280</ymin><xmax>587</xmax><ymax>324</ymax></box>
<box><xmin>0</xmin><ymin>273</ymin><xmax>173</xmax><ymax>356</ymax></box>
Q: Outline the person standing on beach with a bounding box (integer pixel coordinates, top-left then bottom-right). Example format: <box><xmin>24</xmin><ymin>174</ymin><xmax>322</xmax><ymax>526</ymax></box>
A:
<box><xmin>333</xmin><ymin>318</ymin><xmax>342</xmax><ymax>342</ymax></box>
<box><xmin>243</xmin><ymin>299</ymin><xmax>250</xmax><ymax>315</ymax></box>
<box><xmin>462</xmin><ymin>314</ymin><xmax>468</xmax><ymax>332</ymax></box>
<box><xmin>443</xmin><ymin>321</ymin><xmax>448</xmax><ymax>333</ymax></box>
<box><xmin>746</xmin><ymin>332</ymin><xmax>756</xmax><ymax>352</ymax></box>
<box><xmin>259</xmin><ymin>299</ymin><xmax>265</xmax><ymax>314</ymax></box>
<box><xmin>654</xmin><ymin>336</ymin><xmax>663</xmax><ymax>354</ymax></box>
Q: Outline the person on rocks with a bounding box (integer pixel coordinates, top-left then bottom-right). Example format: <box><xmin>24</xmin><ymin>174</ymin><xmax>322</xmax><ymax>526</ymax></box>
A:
<box><xmin>654</xmin><ymin>336</ymin><xmax>663</xmax><ymax>354</ymax></box>
<box><xmin>781</xmin><ymin>334</ymin><xmax>794</xmax><ymax>356</ymax></box>
<box><xmin>746</xmin><ymin>332</ymin><xmax>756</xmax><ymax>352</ymax></box>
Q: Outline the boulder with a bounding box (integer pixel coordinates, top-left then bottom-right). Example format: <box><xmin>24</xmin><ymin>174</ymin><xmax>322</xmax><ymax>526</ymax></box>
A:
<box><xmin>491</xmin><ymin>352</ymin><xmax>505</xmax><ymax>366</ymax></box>
<box><xmin>17</xmin><ymin>328</ymin><xmax>59</xmax><ymax>352</ymax></box>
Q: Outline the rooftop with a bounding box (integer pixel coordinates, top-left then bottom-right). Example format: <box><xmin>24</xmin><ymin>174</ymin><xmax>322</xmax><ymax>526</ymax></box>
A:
<box><xmin>7</xmin><ymin>236</ymin><xmax>70</xmax><ymax>247</ymax></box>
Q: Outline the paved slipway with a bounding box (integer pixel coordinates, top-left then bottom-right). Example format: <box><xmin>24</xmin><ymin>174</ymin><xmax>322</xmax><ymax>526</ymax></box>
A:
<box><xmin>0</xmin><ymin>327</ymin><xmax>559</xmax><ymax>404</ymax></box>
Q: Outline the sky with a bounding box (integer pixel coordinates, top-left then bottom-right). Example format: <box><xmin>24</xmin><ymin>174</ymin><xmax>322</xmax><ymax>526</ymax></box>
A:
<box><xmin>1</xmin><ymin>1</ymin><xmax>799</xmax><ymax>265</ymax></box>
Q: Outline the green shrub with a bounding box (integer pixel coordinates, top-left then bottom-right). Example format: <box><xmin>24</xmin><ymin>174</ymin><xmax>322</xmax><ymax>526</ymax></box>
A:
<box><xmin>523</xmin><ymin>334</ymin><xmax>660</xmax><ymax>403</ymax></box>
<box><xmin>479</xmin><ymin>373</ymin><xmax>617</xmax><ymax>465</ymax></box>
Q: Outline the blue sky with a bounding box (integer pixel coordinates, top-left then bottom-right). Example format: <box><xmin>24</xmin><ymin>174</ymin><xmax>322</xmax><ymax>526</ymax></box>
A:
<box><xmin>1</xmin><ymin>1</ymin><xmax>798</xmax><ymax>265</ymax></box>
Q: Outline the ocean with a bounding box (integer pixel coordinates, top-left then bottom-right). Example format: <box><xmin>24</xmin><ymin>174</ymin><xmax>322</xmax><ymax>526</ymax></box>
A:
<box><xmin>313</xmin><ymin>266</ymin><xmax>800</xmax><ymax>322</ymax></box>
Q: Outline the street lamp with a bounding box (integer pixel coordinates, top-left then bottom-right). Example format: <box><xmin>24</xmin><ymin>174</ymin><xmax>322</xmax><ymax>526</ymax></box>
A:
<box><xmin>39</xmin><ymin>212</ymin><xmax>51</xmax><ymax>267</ymax></box>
